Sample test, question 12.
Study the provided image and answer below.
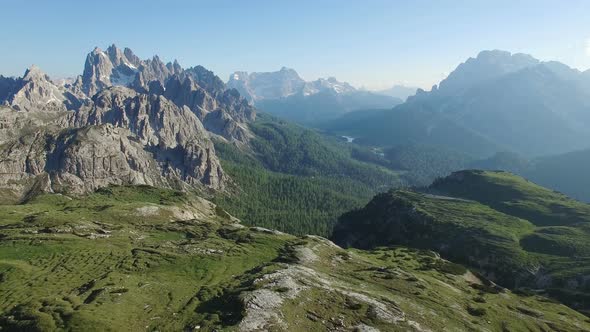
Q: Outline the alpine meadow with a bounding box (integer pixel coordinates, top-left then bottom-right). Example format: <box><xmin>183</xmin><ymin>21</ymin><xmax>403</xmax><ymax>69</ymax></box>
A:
<box><xmin>1</xmin><ymin>1</ymin><xmax>590</xmax><ymax>331</ymax></box>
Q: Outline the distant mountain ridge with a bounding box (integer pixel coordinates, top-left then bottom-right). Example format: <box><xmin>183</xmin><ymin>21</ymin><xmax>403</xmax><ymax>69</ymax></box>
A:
<box><xmin>326</xmin><ymin>50</ymin><xmax>590</xmax><ymax>157</ymax></box>
<box><xmin>227</xmin><ymin>67</ymin><xmax>356</xmax><ymax>102</ymax></box>
<box><xmin>228</xmin><ymin>67</ymin><xmax>401</xmax><ymax>125</ymax></box>
<box><xmin>375</xmin><ymin>84</ymin><xmax>418</xmax><ymax>101</ymax></box>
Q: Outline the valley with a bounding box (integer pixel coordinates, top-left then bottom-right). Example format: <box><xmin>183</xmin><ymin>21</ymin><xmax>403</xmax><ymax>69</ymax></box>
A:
<box><xmin>1</xmin><ymin>33</ymin><xmax>590</xmax><ymax>331</ymax></box>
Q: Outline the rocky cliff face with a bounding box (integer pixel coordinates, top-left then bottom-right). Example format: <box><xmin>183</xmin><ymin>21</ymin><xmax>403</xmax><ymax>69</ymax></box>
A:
<box><xmin>78</xmin><ymin>87</ymin><xmax>224</xmax><ymax>186</ymax></box>
<box><xmin>0</xmin><ymin>45</ymin><xmax>255</xmax><ymax>199</ymax></box>
<box><xmin>75</xmin><ymin>44</ymin><xmax>255</xmax><ymax>142</ymax></box>
<box><xmin>78</xmin><ymin>44</ymin><xmax>182</xmax><ymax>97</ymax></box>
<box><xmin>1</xmin><ymin>66</ymin><xmax>87</xmax><ymax>112</ymax></box>
<box><xmin>0</xmin><ymin>97</ymin><xmax>224</xmax><ymax>200</ymax></box>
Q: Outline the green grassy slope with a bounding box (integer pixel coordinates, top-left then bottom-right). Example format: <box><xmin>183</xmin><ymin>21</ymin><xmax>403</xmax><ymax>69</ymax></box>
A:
<box><xmin>1</xmin><ymin>186</ymin><xmax>588</xmax><ymax>331</ymax></box>
<box><xmin>0</xmin><ymin>186</ymin><xmax>293</xmax><ymax>330</ymax></box>
<box><xmin>332</xmin><ymin>170</ymin><xmax>590</xmax><ymax>314</ymax></box>
<box><xmin>430</xmin><ymin>170</ymin><xmax>590</xmax><ymax>226</ymax></box>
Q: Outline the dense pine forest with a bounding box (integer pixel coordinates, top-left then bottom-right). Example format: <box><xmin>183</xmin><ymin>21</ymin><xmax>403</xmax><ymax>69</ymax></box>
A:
<box><xmin>213</xmin><ymin>114</ymin><xmax>400</xmax><ymax>236</ymax></box>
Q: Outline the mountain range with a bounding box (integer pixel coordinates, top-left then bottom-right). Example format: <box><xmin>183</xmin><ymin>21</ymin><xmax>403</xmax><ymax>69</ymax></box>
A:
<box><xmin>325</xmin><ymin>50</ymin><xmax>590</xmax><ymax>158</ymax></box>
<box><xmin>0</xmin><ymin>44</ymin><xmax>255</xmax><ymax>201</ymax></box>
<box><xmin>3</xmin><ymin>44</ymin><xmax>590</xmax><ymax>330</ymax></box>
<box><xmin>227</xmin><ymin>68</ymin><xmax>402</xmax><ymax>125</ymax></box>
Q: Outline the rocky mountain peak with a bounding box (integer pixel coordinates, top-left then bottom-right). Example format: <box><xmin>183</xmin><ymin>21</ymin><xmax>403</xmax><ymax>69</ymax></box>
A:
<box><xmin>105</xmin><ymin>44</ymin><xmax>134</xmax><ymax>67</ymax></box>
<box><xmin>123</xmin><ymin>47</ymin><xmax>141</xmax><ymax>64</ymax></box>
<box><xmin>0</xmin><ymin>44</ymin><xmax>258</xmax><ymax>198</ymax></box>
<box><xmin>184</xmin><ymin>66</ymin><xmax>226</xmax><ymax>95</ymax></box>
<box><xmin>227</xmin><ymin>66</ymin><xmax>365</xmax><ymax>103</ymax></box>
<box><xmin>437</xmin><ymin>50</ymin><xmax>540</xmax><ymax>96</ymax></box>
<box><xmin>279</xmin><ymin>66</ymin><xmax>299</xmax><ymax>75</ymax></box>
<box><xmin>22</xmin><ymin>65</ymin><xmax>49</xmax><ymax>81</ymax></box>
<box><xmin>81</xmin><ymin>45</ymin><xmax>160</xmax><ymax>97</ymax></box>
<box><xmin>303</xmin><ymin>77</ymin><xmax>356</xmax><ymax>95</ymax></box>
<box><xmin>2</xmin><ymin>65</ymin><xmax>76</xmax><ymax>112</ymax></box>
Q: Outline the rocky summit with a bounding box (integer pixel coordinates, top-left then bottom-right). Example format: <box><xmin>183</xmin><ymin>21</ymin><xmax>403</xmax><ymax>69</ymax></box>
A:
<box><xmin>0</xmin><ymin>45</ymin><xmax>256</xmax><ymax>202</ymax></box>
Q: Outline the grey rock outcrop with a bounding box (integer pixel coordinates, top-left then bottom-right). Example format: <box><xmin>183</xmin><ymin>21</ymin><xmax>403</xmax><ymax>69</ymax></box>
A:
<box><xmin>0</xmin><ymin>87</ymin><xmax>224</xmax><ymax>200</ymax></box>
<box><xmin>76</xmin><ymin>45</ymin><xmax>255</xmax><ymax>142</ymax></box>
<box><xmin>0</xmin><ymin>44</ymin><xmax>259</xmax><ymax>199</ymax></box>
<box><xmin>77</xmin><ymin>87</ymin><xmax>224</xmax><ymax>189</ymax></box>
<box><xmin>2</xmin><ymin>66</ymin><xmax>85</xmax><ymax>112</ymax></box>
<box><xmin>78</xmin><ymin>44</ymin><xmax>183</xmax><ymax>97</ymax></box>
<box><xmin>163</xmin><ymin>74</ymin><xmax>255</xmax><ymax>142</ymax></box>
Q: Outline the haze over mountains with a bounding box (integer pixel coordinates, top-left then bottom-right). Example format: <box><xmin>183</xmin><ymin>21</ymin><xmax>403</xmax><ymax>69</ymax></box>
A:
<box><xmin>2</xmin><ymin>46</ymin><xmax>590</xmax><ymax>203</ymax></box>
<box><xmin>3</xmin><ymin>43</ymin><xmax>590</xmax><ymax>330</ymax></box>
<box><xmin>326</xmin><ymin>50</ymin><xmax>590</xmax><ymax>158</ymax></box>
<box><xmin>227</xmin><ymin>67</ymin><xmax>403</xmax><ymax>125</ymax></box>
<box><xmin>310</xmin><ymin>50</ymin><xmax>590</xmax><ymax>201</ymax></box>
<box><xmin>376</xmin><ymin>85</ymin><xmax>419</xmax><ymax>101</ymax></box>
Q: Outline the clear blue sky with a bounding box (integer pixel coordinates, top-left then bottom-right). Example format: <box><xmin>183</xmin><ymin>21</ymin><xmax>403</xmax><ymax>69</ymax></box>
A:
<box><xmin>1</xmin><ymin>0</ymin><xmax>589</xmax><ymax>89</ymax></box>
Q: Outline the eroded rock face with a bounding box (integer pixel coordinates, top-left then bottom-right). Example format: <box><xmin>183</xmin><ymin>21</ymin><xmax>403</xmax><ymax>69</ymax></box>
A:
<box><xmin>45</xmin><ymin>125</ymin><xmax>169</xmax><ymax>193</ymax></box>
<box><xmin>0</xmin><ymin>45</ymin><xmax>258</xmax><ymax>198</ymax></box>
<box><xmin>0</xmin><ymin>121</ymin><xmax>223</xmax><ymax>199</ymax></box>
<box><xmin>77</xmin><ymin>87</ymin><xmax>224</xmax><ymax>188</ymax></box>
<box><xmin>0</xmin><ymin>87</ymin><xmax>224</xmax><ymax>200</ymax></box>
<box><xmin>78</xmin><ymin>44</ymin><xmax>181</xmax><ymax>97</ymax></box>
<box><xmin>162</xmin><ymin>74</ymin><xmax>255</xmax><ymax>142</ymax></box>
<box><xmin>1</xmin><ymin>66</ymin><xmax>86</xmax><ymax>112</ymax></box>
<box><xmin>76</xmin><ymin>45</ymin><xmax>256</xmax><ymax>142</ymax></box>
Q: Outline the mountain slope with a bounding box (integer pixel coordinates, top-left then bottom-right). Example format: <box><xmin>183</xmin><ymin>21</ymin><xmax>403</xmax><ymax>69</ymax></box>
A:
<box><xmin>256</xmin><ymin>90</ymin><xmax>401</xmax><ymax>125</ymax></box>
<box><xmin>429</xmin><ymin>170</ymin><xmax>590</xmax><ymax>226</ymax></box>
<box><xmin>227</xmin><ymin>67</ymin><xmax>306</xmax><ymax>102</ymax></box>
<box><xmin>332</xmin><ymin>170</ymin><xmax>590</xmax><ymax>313</ymax></box>
<box><xmin>467</xmin><ymin>149</ymin><xmax>590</xmax><ymax>202</ymax></box>
<box><xmin>0</xmin><ymin>186</ymin><xmax>588</xmax><ymax>331</ymax></box>
<box><xmin>325</xmin><ymin>50</ymin><xmax>590</xmax><ymax>157</ymax></box>
<box><xmin>324</xmin><ymin>104</ymin><xmax>502</xmax><ymax>157</ymax></box>
<box><xmin>213</xmin><ymin>113</ymin><xmax>401</xmax><ymax>236</ymax></box>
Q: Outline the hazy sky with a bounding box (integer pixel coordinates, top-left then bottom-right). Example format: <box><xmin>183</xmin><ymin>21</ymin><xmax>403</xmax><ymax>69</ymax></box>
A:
<box><xmin>1</xmin><ymin>0</ymin><xmax>589</xmax><ymax>89</ymax></box>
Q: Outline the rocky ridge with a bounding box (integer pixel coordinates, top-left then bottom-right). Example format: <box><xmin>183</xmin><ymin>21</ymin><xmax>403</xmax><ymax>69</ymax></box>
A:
<box><xmin>0</xmin><ymin>45</ymin><xmax>256</xmax><ymax>200</ymax></box>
